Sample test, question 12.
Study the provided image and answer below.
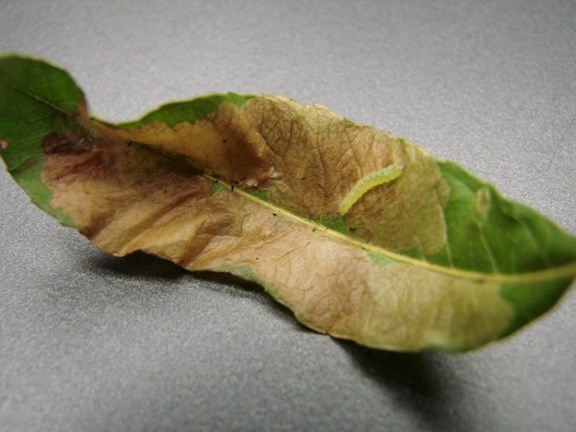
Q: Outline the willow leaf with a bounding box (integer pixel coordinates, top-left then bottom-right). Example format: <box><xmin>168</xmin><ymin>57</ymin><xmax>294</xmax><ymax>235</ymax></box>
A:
<box><xmin>1</xmin><ymin>54</ymin><xmax>575</xmax><ymax>352</ymax></box>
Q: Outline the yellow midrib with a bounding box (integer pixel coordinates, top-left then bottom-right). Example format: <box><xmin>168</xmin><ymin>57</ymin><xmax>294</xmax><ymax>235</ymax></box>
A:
<box><xmin>209</xmin><ymin>176</ymin><xmax>576</xmax><ymax>285</ymax></box>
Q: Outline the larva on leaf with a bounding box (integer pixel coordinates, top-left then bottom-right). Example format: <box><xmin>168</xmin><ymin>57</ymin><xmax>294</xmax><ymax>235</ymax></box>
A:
<box><xmin>338</xmin><ymin>165</ymin><xmax>403</xmax><ymax>216</ymax></box>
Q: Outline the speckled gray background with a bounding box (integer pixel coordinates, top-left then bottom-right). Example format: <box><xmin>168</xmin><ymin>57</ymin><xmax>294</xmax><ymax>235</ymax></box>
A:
<box><xmin>1</xmin><ymin>1</ymin><xmax>575</xmax><ymax>431</ymax></box>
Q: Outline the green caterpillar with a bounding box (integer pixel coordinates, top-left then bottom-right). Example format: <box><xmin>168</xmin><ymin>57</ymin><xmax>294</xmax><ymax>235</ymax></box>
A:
<box><xmin>338</xmin><ymin>165</ymin><xmax>403</xmax><ymax>215</ymax></box>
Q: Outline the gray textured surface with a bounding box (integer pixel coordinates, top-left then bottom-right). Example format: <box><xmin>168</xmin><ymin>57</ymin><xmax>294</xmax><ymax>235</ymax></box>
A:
<box><xmin>1</xmin><ymin>0</ymin><xmax>575</xmax><ymax>431</ymax></box>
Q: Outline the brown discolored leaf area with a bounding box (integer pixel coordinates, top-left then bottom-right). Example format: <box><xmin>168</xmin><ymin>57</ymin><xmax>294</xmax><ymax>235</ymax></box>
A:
<box><xmin>85</xmin><ymin>101</ymin><xmax>274</xmax><ymax>188</ymax></box>
<box><xmin>37</xmin><ymin>96</ymin><xmax>515</xmax><ymax>352</ymax></box>
<box><xmin>69</xmin><ymin>95</ymin><xmax>450</xmax><ymax>262</ymax></box>
<box><xmin>243</xmin><ymin>97</ymin><xmax>449</xmax><ymax>255</ymax></box>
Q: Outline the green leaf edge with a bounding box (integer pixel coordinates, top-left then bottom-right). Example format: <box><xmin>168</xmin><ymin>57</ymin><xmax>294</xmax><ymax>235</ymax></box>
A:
<box><xmin>119</xmin><ymin>93</ymin><xmax>255</xmax><ymax>128</ymax></box>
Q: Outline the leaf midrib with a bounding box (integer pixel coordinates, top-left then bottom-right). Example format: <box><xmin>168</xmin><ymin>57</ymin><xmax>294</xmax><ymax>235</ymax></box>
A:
<box><xmin>211</xmin><ymin>176</ymin><xmax>576</xmax><ymax>284</ymax></box>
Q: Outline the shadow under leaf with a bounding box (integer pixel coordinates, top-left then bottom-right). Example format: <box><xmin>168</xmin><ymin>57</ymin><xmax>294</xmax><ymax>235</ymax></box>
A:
<box><xmin>91</xmin><ymin>251</ymin><xmax>189</xmax><ymax>281</ymax></box>
<box><xmin>337</xmin><ymin>340</ymin><xmax>469</xmax><ymax>431</ymax></box>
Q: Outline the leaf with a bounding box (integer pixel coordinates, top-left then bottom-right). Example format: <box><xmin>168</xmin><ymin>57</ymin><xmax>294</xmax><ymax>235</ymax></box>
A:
<box><xmin>1</xmin><ymin>54</ymin><xmax>575</xmax><ymax>352</ymax></box>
